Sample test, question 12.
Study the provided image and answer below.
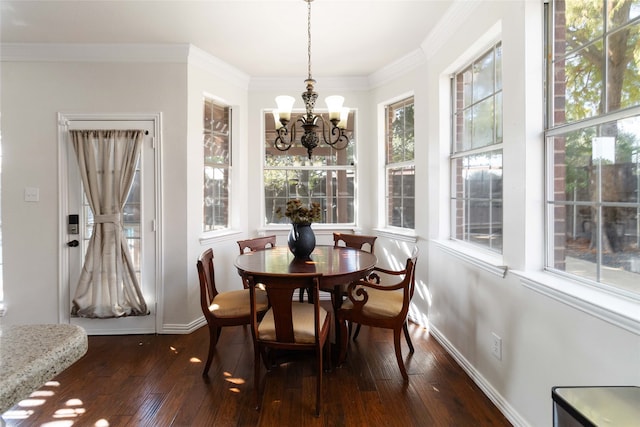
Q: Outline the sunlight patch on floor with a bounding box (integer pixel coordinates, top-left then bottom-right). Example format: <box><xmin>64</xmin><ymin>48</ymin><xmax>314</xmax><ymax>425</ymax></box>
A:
<box><xmin>2</xmin><ymin>409</ymin><xmax>34</xmax><ymax>420</ymax></box>
<box><xmin>1</xmin><ymin>381</ymin><xmax>91</xmax><ymax>426</ymax></box>
<box><xmin>40</xmin><ymin>421</ymin><xmax>73</xmax><ymax>427</ymax></box>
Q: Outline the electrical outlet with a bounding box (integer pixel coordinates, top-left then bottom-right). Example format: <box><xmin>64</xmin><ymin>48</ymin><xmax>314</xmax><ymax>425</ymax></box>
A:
<box><xmin>491</xmin><ymin>332</ymin><xmax>502</xmax><ymax>360</ymax></box>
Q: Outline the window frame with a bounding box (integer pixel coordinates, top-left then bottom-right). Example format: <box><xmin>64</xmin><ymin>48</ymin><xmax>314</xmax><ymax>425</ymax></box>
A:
<box><xmin>262</xmin><ymin>109</ymin><xmax>357</xmax><ymax>228</ymax></box>
<box><xmin>384</xmin><ymin>96</ymin><xmax>416</xmax><ymax>230</ymax></box>
<box><xmin>202</xmin><ymin>96</ymin><xmax>232</xmax><ymax>233</ymax></box>
<box><xmin>450</xmin><ymin>42</ymin><xmax>504</xmax><ymax>254</ymax></box>
<box><xmin>544</xmin><ymin>0</ymin><xmax>640</xmax><ymax>299</ymax></box>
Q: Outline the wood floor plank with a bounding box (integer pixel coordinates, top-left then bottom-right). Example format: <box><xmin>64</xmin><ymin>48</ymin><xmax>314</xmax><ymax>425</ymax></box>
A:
<box><xmin>2</xmin><ymin>311</ymin><xmax>511</xmax><ymax>426</ymax></box>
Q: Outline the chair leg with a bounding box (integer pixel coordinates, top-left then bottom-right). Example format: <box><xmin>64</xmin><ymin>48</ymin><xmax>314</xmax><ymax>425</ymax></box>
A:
<box><xmin>338</xmin><ymin>316</ymin><xmax>349</xmax><ymax>365</ymax></box>
<box><xmin>202</xmin><ymin>326</ymin><xmax>220</xmax><ymax>376</ymax></box>
<box><xmin>352</xmin><ymin>323</ymin><xmax>362</xmax><ymax>340</ymax></box>
<box><xmin>315</xmin><ymin>345</ymin><xmax>322</xmax><ymax>417</ymax></box>
<box><xmin>259</xmin><ymin>347</ymin><xmax>272</xmax><ymax>371</ymax></box>
<box><xmin>394</xmin><ymin>329</ymin><xmax>409</xmax><ymax>381</ymax></box>
<box><xmin>323</xmin><ymin>337</ymin><xmax>332</xmax><ymax>372</ymax></box>
<box><xmin>298</xmin><ymin>287</ymin><xmax>315</xmax><ymax>303</ymax></box>
<box><xmin>403</xmin><ymin>321</ymin><xmax>415</xmax><ymax>354</ymax></box>
<box><xmin>254</xmin><ymin>343</ymin><xmax>262</xmax><ymax>411</ymax></box>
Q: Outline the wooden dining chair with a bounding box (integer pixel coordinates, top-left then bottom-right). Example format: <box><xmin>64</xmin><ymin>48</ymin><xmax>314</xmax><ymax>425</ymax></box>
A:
<box><xmin>337</xmin><ymin>251</ymin><xmax>418</xmax><ymax>381</ymax></box>
<box><xmin>299</xmin><ymin>232</ymin><xmax>378</xmax><ymax>303</ymax></box>
<box><xmin>237</xmin><ymin>235</ymin><xmax>277</xmax><ymax>254</ymax></box>
<box><xmin>237</xmin><ymin>235</ymin><xmax>277</xmax><ymax>289</ymax></box>
<box><xmin>333</xmin><ymin>232</ymin><xmax>377</xmax><ymax>253</ymax></box>
<box><xmin>197</xmin><ymin>248</ymin><xmax>269</xmax><ymax>377</ymax></box>
<box><xmin>244</xmin><ymin>271</ymin><xmax>331</xmax><ymax>417</ymax></box>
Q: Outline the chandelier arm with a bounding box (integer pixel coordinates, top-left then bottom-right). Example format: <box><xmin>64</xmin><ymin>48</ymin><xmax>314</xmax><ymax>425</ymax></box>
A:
<box><xmin>318</xmin><ymin>116</ymin><xmax>351</xmax><ymax>149</ymax></box>
<box><xmin>274</xmin><ymin>126</ymin><xmax>293</xmax><ymax>151</ymax></box>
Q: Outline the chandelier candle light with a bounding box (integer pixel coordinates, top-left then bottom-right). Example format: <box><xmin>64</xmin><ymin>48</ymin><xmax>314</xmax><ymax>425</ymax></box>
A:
<box><xmin>272</xmin><ymin>0</ymin><xmax>351</xmax><ymax>159</ymax></box>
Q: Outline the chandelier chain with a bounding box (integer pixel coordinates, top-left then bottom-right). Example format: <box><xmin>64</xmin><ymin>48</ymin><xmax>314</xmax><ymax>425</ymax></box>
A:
<box><xmin>307</xmin><ymin>0</ymin><xmax>312</xmax><ymax>80</ymax></box>
<box><xmin>271</xmin><ymin>0</ymin><xmax>350</xmax><ymax>158</ymax></box>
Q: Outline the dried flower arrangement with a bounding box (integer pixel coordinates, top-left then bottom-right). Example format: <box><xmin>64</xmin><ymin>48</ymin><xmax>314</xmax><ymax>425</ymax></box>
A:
<box><xmin>277</xmin><ymin>199</ymin><xmax>322</xmax><ymax>225</ymax></box>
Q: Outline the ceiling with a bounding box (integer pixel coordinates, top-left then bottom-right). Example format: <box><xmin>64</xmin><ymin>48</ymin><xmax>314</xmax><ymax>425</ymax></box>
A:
<box><xmin>0</xmin><ymin>0</ymin><xmax>459</xmax><ymax>78</ymax></box>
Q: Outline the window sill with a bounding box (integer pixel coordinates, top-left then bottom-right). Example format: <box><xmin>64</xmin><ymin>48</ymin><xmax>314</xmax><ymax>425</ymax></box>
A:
<box><xmin>260</xmin><ymin>224</ymin><xmax>359</xmax><ymax>234</ymax></box>
<box><xmin>511</xmin><ymin>270</ymin><xmax>640</xmax><ymax>336</ymax></box>
<box><xmin>199</xmin><ymin>229</ymin><xmax>243</xmax><ymax>245</ymax></box>
<box><xmin>432</xmin><ymin>239</ymin><xmax>507</xmax><ymax>278</ymax></box>
<box><xmin>373</xmin><ymin>227</ymin><xmax>418</xmax><ymax>243</ymax></box>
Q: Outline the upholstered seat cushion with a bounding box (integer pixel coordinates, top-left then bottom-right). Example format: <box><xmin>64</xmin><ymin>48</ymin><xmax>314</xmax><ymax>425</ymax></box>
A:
<box><xmin>258</xmin><ymin>302</ymin><xmax>328</xmax><ymax>344</ymax></box>
<box><xmin>209</xmin><ymin>289</ymin><xmax>268</xmax><ymax>318</ymax></box>
<box><xmin>342</xmin><ymin>287</ymin><xmax>403</xmax><ymax>318</ymax></box>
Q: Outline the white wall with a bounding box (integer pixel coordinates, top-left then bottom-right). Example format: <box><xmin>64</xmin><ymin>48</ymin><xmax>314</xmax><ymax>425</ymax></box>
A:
<box><xmin>0</xmin><ymin>58</ymin><xmax>188</xmax><ymax>326</ymax></box>
<box><xmin>185</xmin><ymin>49</ymin><xmax>250</xmax><ymax>327</ymax></box>
<box><xmin>401</xmin><ymin>1</ymin><xmax>639</xmax><ymax>426</ymax></box>
<box><xmin>0</xmin><ymin>45</ymin><xmax>251</xmax><ymax>331</ymax></box>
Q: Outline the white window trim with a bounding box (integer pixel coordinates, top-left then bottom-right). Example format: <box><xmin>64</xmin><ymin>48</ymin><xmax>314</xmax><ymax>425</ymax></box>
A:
<box><xmin>544</xmin><ymin>1</ymin><xmax>640</xmax><ymax>300</ymax></box>
<box><xmin>378</xmin><ymin>92</ymin><xmax>415</xmax><ymax>232</ymax></box>
<box><xmin>512</xmin><ymin>269</ymin><xmax>640</xmax><ymax>336</ymax></box>
<box><xmin>201</xmin><ymin>95</ymin><xmax>234</xmax><ymax>236</ymax></box>
<box><xmin>261</xmin><ymin>107</ymin><xmax>358</xmax><ymax>227</ymax></box>
<box><xmin>432</xmin><ymin>238</ymin><xmax>507</xmax><ymax>278</ymax></box>
<box><xmin>199</xmin><ymin>229</ymin><xmax>243</xmax><ymax>246</ymax></box>
<box><xmin>449</xmin><ymin>41</ymin><xmax>504</xmax><ymax>255</ymax></box>
<box><xmin>375</xmin><ymin>227</ymin><xmax>418</xmax><ymax>243</ymax></box>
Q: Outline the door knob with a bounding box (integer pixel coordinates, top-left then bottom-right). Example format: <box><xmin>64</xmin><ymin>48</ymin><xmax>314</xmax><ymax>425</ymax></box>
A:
<box><xmin>67</xmin><ymin>240</ymin><xmax>79</xmax><ymax>247</ymax></box>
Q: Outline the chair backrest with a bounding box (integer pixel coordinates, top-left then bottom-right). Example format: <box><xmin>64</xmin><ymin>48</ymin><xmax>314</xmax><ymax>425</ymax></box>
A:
<box><xmin>244</xmin><ymin>272</ymin><xmax>323</xmax><ymax>344</ymax></box>
<box><xmin>404</xmin><ymin>254</ymin><xmax>418</xmax><ymax>308</ymax></box>
<box><xmin>237</xmin><ymin>235</ymin><xmax>277</xmax><ymax>254</ymax></box>
<box><xmin>365</xmin><ymin>251</ymin><xmax>418</xmax><ymax>318</ymax></box>
<box><xmin>333</xmin><ymin>232</ymin><xmax>377</xmax><ymax>254</ymax></box>
<box><xmin>197</xmin><ymin>248</ymin><xmax>219</xmax><ymax>314</ymax></box>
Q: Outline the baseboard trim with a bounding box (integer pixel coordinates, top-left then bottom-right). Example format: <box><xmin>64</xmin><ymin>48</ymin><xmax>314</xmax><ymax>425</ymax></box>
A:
<box><xmin>429</xmin><ymin>325</ymin><xmax>529</xmax><ymax>427</ymax></box>
<box><xmin>161</xmin><ymin>317</ymin><xmax>207</xmax><ymax>334</ymax></box>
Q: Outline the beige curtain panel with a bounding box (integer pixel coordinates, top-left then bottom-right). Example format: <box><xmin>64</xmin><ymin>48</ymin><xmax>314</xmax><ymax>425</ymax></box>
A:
<box><xmin>70</xmin><ymin>129</ymin><xmax>148</xmax><ymax>318</ymax></box>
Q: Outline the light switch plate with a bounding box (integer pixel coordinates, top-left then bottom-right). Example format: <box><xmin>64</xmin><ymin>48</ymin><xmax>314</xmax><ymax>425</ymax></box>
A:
<box><xmin>24</xmin><ymin>187</ymin><xmax>40</xmax><ymax>202</ymax></box>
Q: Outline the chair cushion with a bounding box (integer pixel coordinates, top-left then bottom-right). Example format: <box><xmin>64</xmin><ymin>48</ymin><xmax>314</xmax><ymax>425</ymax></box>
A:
<box><xmin>258</xmin><ymin>302</ymin><xmax>328</xmax><ymax>344</ymax></box>
<box><xmin>209</xmin><ymin>288</ymin><xmax>268</xmax><ymax>318</ymax></box>
<box><xmin>342</xmin><ymin>287</ymin><xmax>404</xmax><ymax>318</ymax></box>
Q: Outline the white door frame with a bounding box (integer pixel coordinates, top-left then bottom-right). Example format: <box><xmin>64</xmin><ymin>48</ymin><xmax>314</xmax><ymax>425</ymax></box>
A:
<box><xmin>57</xmin><ymin>112</ymin><xmax>163</xmax><ymax>334</ymax></box>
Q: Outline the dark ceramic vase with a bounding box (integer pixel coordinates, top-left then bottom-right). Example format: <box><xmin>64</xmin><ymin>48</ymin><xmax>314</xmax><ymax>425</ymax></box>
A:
<box><xmin>287</xmin><ymin>223</ymin><xmax>316</xmax><ymax>259</ymax></box>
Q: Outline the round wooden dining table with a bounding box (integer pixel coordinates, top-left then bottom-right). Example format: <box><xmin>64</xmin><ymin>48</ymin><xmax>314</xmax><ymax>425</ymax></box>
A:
<box><xmin>234</xmin><ymin>245</ymin><xmax>377</xmax><ymax>288</ymax></box>
<box><xmin>234</xmin><ymin>245</ymin><xmax>377</xmax><ymax>358</ymax></box>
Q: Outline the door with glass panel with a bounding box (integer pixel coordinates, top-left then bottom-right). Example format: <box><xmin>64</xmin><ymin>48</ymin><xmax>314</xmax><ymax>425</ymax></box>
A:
<box><xmin>65</xmin><ymin>118</ymin><xmax>158</xmax><ymax>334</ymax></box>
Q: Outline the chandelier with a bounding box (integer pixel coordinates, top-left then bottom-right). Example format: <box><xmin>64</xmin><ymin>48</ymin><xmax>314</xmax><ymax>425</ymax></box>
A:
<box><xmin>272</xmin><ymin>0</ymin><xmax>350</xmax><ymax>159</ymax></box>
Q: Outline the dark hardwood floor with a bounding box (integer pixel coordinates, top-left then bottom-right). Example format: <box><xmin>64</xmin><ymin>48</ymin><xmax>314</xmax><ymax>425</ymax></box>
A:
<box><xmin>3</xmin><ymin>309</ymin><xmax>511</xmax><ymax>426</ymax></box>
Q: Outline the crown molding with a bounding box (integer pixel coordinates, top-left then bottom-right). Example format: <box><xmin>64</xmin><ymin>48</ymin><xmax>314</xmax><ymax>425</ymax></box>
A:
<box><xmin>0</xmin><ymin>43</ymin><xmax>190</xmax><ymax>63</ymax></box>
<box><xmin>367</xmin><ymin>0</ymin><xmax>483</xmax><ymax>88</ymax></box>
<box><xmin>368</xmin><ymin>48</ymin><xmax>427</xmax><ymax>89</ymax></box>
<box><xmin>1</xmin><ymin>42</ymin><xmax>251</xmax><ymax>89</ymax></box>
<box><xmin>187</xmin><ymin>45</ymin><xmax>251</xmax><ymax>89</ymax></box>
<box><xmin>420</xmin><ymin>0</ymin><xmax>484</xmax><ymax>60</ymax></box>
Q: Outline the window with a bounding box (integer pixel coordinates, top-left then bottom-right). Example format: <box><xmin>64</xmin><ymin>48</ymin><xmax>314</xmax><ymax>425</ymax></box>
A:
<box><xmin>264</xmin><ymin>111</ymin><xmax>356</xmax><ymax>225</ymax></box>
<box><xmin>385</xmin><ymin>97</ymin><xmax>415</xmax><ymax>229</ymax></box>
<box><xmin>546</xmin><ymin>0</ymin><xmax>640</xmax><ymax>295</ymax></box>
<box><xmin>203</xmin><ymin>97</ymin><xmax>231</xmax><ymax>232</ymax></box>
<box><xmin>451</xmin><ymin>43</ymin><xmax>503</xmax><ymax>252</ymax></box>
